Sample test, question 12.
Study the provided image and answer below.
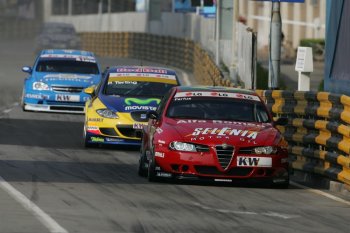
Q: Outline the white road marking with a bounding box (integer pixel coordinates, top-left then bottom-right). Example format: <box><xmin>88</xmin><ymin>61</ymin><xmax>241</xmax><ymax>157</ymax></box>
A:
<box><xmin>0</xmin><ymin>176</ymin><xmax>69</xmax><ymax>233</ymax></box>
<box><xmin>291</xmin><ymin>181</ymin><xmax>350</xmax><ymax>207</ymax></box>
<box><xmin>192</xmin><ymin>202</ymin><xmax>300</xmax><ymax>219</ymax></box>
<box><xmin>1</xmin><ymin>102</ymin><xmax>19</xmax><ymax>114</ymax></box>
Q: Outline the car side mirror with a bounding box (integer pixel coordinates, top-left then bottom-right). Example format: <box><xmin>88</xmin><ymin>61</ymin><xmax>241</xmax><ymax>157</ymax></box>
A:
<box><xmin>147</xmin><ymin>110</ymin><xmax>159</xmax><ymax>120</ymax></box>
<box><xmin>274</xmin><ymin>117</ymin><xmax>288</xmax><ymax>126</ymax></box>
<box><xmin>22</xmin><ymin>66</ymin><xmax>32</xmax><ymax>74</ymax></box>
<box><xmin>84</xmin><ymin>86</ymin><xmax>95</xmax><ymax>96</ymax></box>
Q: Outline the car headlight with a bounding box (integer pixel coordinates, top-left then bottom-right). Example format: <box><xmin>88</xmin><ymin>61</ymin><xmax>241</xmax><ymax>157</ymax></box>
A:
<box><xmin>253</xmin><ymin>146</ymin><xmax>277</xmax><ymax>155</ymax></box>
<box><xmin>169</xmin><ymin>141</ymin><xmax>196</xmax><ymax>152</ymax></box>
<box><xmin>96</xmin><ymin>109</ymin><xmax>118</xmax><ymax>119</ymax></box>
<box><xmin>33</xmin><ymin>82</ymin><xmax>50</xmax><ymax>91</ymax></box>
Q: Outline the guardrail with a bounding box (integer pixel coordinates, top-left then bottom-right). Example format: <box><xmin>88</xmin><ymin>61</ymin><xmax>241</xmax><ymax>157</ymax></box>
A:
<box><xmin>256</xmin><ymin>90</ymin><xmax>350</xmax><ymax>186</ymax></box>
<box><xmin>80</xmin><ymin>32</ymin><xmax>235</xmax><ymax>87</ymax></box>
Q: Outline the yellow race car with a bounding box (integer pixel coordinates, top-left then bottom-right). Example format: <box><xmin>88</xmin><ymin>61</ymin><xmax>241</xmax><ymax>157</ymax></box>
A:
<box><xmin>83</xmin><ymin>66</ymin><xmax>180</xmax><ymax>147</ymax></box>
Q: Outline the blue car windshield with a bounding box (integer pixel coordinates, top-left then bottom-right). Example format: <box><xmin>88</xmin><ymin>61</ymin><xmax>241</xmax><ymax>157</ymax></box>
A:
<box><xmin>36</xmin><ymin>60</ymin><xmax>99</xmax><ymax>74</ymax></box>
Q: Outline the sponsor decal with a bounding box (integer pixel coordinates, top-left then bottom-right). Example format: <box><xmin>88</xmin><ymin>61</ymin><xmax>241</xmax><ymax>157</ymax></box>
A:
<box><xmin>88</xmin><ymin>118</ymin><xmax>103</xmax><ymax>122</ymax></box>
<box><xmin>156</xmin><ymin>128</ymin><xmax>163</xmax><ymax>134</ymax></box>
<box><xmin>214</xmin><ymin>179</ymin><xmax>232</xmax><ymax>183</ymax></box>
<box><xmin>40</xmin><ymin>54</ymin><xmax>96</xmax><ymax>63</ymax></box>
<box><xmin>191</xmin><ymin>128</ymin><xmax>258</xmax><ymax>140</ymax></box>
<box><xmin>125</xmin><ymin>98</ymin><xmax>161</xmax><ymax>106</ymax></box>
<box><xmin>177</xmin><ymin>120</ymin><xmax>265</xmax><ymax>128</ymax></box>
<box><xmin>156</xmin><ymin>172</ymin><xmax>172</xmax><ymax>178</ymax></box>
<box><xmin>55</xmin><ymin>94</ymin><xmax>80</xmax><ymax>102</ymax></box>
<box><xmin>158</xmin><ymin>140</ymin><xmax>166</xmax><ymax>144</ymax></box>
<box><xmin>111</xmin><ymin>81</ymin><xmax>138</xmax><ymax>85</ymax></box>
<box><xmin>174</xmin><ymin>92</ymin><xmax>260</xmax><ymax>101</ymax></box>
<box><xmin>105</xmin><ymin>138</ymin><xmax>124</xmax><ymax>142</ymax></box>
<box><xmin>87</xmin><ymin>126</ymin><xmax>99</xmax><ymax>131</ymax></box>
<box><xmin>25</xmin><ymin>94</ymin><xmax>49</xmax><ymax>99</ymax></box>
<box><xmin>116</xmin><ymin>68</ymin><xmax>168</xmax><ymax>74</ymax></box>
<box><xmin>140</xmin><ymin>114</ymin><xmax>147</xmax><ymax>120</ymax></box>
<box><xmin>237</xmin><ymin>156</ymin><xmax>272</xmax><ymax>167</ymax></box>
<box><xmin>125</xmin><ymin>106</ymin><xmax>157</xmax><ymax>111</ymax></box>
<box><xmin>133</xmin><ymin>123</ymin><xmax>147</xmax><ymax>130</ymax></box>
<box><xmin>44</xmin><ymin>74</ymin><xmax>92</xmax><ymax>82</ymax></box>
<box><xmin>91</xmin><ymin>136</ymin><xmax>104</xmax><ymax>143</ymax></box>
<box><xmin>174</xmin><ymin>97</ymin><xmax>192</xmax><ymax>101</ymax></box>
<box><xmin>154</xmin><ymin>152</ymin><xmax>165</xmax><ymax>158</ymax></box>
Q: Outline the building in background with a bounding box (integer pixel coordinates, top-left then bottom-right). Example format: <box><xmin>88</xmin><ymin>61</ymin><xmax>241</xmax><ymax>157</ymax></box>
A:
<box><xmin>237</xmin><ymin>0</ymin><xmax>326</xmax><ymax>53</ymax></box>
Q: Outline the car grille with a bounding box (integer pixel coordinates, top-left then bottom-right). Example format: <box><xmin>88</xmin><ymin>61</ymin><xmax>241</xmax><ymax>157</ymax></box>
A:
<box><xmin>130</xmin><ymin>111</ymin><xmax>148</xmax><ymax>122</ymax></box>
<box><xmin>194</xmin><ymin>166</ymin><xmax>253</xmax><ymax>176</ymax></box>
<box><xmin>239</xmin><ymin>147</ymin><xmax>254</xmax><ymax>154</ymax></box>
<box><xmin>100</xmin><ymin>128</ymin><xmax>118</xmax><ymax>136</ymax></box>
<box><xmin>117</xmin><ymin>125</ymin><xmax>142</xmax><ymax>139</ymax></box>
<box><xmin>52</xmin><ymin>86</ymin><xmax>84</xmax><ymax>93</ymax></box>
<box><xmin>215</xmin><ymin>145</ymin><xmax>234</xmax><ymax>170</ymax></box>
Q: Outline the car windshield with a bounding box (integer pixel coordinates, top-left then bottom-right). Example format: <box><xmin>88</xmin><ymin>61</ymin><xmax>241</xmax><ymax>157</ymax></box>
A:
<box><xmin>36</xmin><ymin>60</ymin><xmax>99</xmax><ymax>74</ymax></box>
<box><xmin>43</xmin><ymin>26</ymin><xmax>75</xmax><ymax>34</ymax></box>
<box><xmin>166</xmin><ymin>97</ymin><xmax>270</xmax><ymax>123</ymax></box>
<box><xmin>104</xmin><ymin>79</ymin><xmax>176</xmax><ymax>97</ymax></box>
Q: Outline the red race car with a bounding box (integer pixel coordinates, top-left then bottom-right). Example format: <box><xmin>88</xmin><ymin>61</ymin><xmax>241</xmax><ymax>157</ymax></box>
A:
<box><xmin>138</xmin><ymin>86</ymin><xmax>289</xmax><ymax>187</ymax></box>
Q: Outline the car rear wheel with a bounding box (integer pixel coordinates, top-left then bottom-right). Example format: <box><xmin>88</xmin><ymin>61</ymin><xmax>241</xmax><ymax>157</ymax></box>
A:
<box><xmin>138</xmin><ymin>150</ymin><xmax>148</xmax><ymax>177</ymax></box>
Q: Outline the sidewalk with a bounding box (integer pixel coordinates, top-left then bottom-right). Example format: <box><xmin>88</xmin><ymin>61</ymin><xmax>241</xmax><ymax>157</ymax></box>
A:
<box><xmin>259</xmin><ymin>59</ymin><xmax>325</xmax><ymax>91</ymax></box>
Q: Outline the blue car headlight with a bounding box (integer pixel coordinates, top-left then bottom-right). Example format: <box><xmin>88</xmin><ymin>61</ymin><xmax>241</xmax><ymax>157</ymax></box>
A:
<box><xmin>169</xmin><ymin>141</ymin><xmax>197</xmax><ymax>152</ymax></box>
<box><xmin>96</xmin><ymin>109</ymin><xmax>119</xmax><ymax>119</ymax></box>
<box><xmin>33</xmin><ymin>82</ymin><xmax>50</xmax><ymax>91</ymax></box>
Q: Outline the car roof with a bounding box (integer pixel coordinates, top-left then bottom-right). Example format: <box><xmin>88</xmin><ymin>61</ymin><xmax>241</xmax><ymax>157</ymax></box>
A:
<box><xmin>174</xmin><ymin>86</ymin><xmax>258</xmax><ymax>95</ymax></box>
<box><xmin>107</xmin><ymin>66</ymin><xmax>177</xmax><ymax>76</ymax></box>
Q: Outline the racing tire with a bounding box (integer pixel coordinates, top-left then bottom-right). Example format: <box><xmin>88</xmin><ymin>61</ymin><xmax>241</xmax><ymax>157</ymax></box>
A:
<box><xmin>147</xmin><ymin>156</ymin><xmax>158</xmax><ymax>182</ymax></box>
<box><xmin>21</xmin><ymin>89</ymin><xmax>27</xmax><ymax>112</ymax></box>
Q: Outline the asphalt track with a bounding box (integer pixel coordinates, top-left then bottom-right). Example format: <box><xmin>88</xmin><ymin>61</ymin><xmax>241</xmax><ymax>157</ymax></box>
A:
<box><xmin>0</xmin><ymin>40</ymin><xmax>349</xmax><ymax>233</ymax></box>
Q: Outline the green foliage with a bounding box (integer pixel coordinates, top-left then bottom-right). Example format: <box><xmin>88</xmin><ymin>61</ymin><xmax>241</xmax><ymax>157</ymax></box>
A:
<box><xmin>318</xmin><ymin>79</ymin><xmax>324</xmax><ymax>91</ymax></box>
<box><xmin>299</xmin><ymin>38</ymin><xmax>325</xmax><ymax>47</ymax></box>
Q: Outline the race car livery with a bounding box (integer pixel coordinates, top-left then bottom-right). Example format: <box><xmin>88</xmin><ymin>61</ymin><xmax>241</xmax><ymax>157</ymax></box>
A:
<box><xmin>21</xmin><ymin>49</ymin><xmax>101</xmax><ymax>113</ymax></box>
<box><xmin>138</xmin><ymin>86</ymin><xmax>289</xmax><ymax>187</ymax></box>
<box><xmin>83</xmin><ymin>66</ymin><xmax>180</xmax><ymax>147</ymax></box>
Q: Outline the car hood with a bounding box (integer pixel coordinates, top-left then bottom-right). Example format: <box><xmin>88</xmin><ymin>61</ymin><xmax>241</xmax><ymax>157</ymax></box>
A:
<box><xmin>162</xmin><ymin>118</ymin><xmax>280</xmax><ymax>147</ymax></box>
<box><xmin>99</xmin><ymin>95</ymin><xmax>161</xmax><ymax>113</ymax></box>
<box><xmin>35</xmin><ymin>72</ymin><xmax>100</xmax><ymax>87</ymax></box>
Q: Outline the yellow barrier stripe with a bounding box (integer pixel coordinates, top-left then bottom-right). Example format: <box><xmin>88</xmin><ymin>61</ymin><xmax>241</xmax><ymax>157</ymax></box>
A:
<box><xmin>315</xmin><ymin>120</ymin><xmax>328</xmax><ymax>130</ymax></box>
<box><xmin>271</xmin><ymin>90</ymin><xmax>283</xmax><ymax>99</ymax></box>
<box><xmin>338</xmin><ymin>168</ymin><xmax>350</xmax><ymax>185</ymax></box>
<box><xmin>317</xmin><ymin>92</ymin><xmax>331</xmax><ymax>118</ymax></box>
<box><xmin>338</xmin><ymin>155</ymin><xmax>350</xmax><ymax>169</ymax></box>
<box><xmin>338</xmin><ymin>138</ymin><xmax>350</xmax><ymax>154</ymax></box>
<box><xmin>294</xmin><ymin>100</ymin><xmax>307</xmax><ymax>115</ymax></box>
<box><xmin>292</xmin><ymin>146</ymin><xmax>303</xmax><ymax>155</ymax></box>
<box><xmin>292</xmin><ymin>118</ymin><xmax>304</xmax><ymax>127</ymax></box>
<box><xmin>338</xmin><ymin>125</ymin><xmax>350</xmax><ymax>138</ymax></box>
<box><xmin>292</xmin><ymin>133</ymin><xmax>304</xmax><ymax>143</ymax></box>
<box><xmin>294</xmin><ymin>91</ymin><xmax>305</xmax><ymax>100</ymax></box>
<box><xmin>315</xmin><ymin>131</ymin><xmax>331</xmax><ymax>146</ymax></box>
<box><xmin>319</xmin><ymin>150</ymin><xmax>327</xmax><ymax>160</ymax></box>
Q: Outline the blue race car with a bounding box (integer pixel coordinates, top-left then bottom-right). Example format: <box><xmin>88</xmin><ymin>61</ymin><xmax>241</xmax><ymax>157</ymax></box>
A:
<box><xmin>21</xmin><ymin>49</ymin><xmax>101</xmax><ymax>113</ymax></box>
